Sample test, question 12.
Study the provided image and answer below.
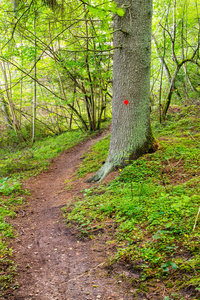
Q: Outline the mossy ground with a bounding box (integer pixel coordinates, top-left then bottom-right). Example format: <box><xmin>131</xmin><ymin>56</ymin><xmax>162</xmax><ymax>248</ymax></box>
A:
<box><xmin>64</xmin><ymin>105</ymin><xmax>200</xmax><ymax>299</ymax></box>
<box><xmin>76</xmin><ymin>134</ymin><xmax>110</xmax><ymax>178</ymax></box>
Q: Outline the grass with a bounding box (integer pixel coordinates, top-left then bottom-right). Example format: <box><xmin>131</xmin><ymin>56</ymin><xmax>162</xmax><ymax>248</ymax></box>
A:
<box><xmin>76</xmin><ymin>134</ymin><xmax>110</xmax><ymax>178</ymax></box>
<box><xmin>63</xmin><ymin>105</ymin><xmax>200</xmax><ymax>300</ymax></box>
<box><xmin>0</xmin><ymin>128</ymin><xmax>88</xmax><ymax>294</ymax></box>
<box><xmin>0</xmin><ymin>130</ymin><xmax>88</xmax><ymax>179</ymax></box>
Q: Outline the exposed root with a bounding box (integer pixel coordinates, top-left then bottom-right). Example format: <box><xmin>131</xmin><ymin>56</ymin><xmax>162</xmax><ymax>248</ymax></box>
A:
<box><xmin>86</xmin><ymin>161</ymin><xmax>114</xmax><ymax>182</ymax></box>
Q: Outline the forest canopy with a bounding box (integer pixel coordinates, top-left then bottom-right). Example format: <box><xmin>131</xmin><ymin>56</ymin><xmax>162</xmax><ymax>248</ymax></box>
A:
<box><xmin>0</xmin><ymin>0</ymin><xmax>199</xmax><ymax>142</ymax></box>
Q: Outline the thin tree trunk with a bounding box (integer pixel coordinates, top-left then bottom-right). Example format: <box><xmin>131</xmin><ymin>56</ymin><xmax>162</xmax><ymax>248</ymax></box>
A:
<box><xmin>0</xmin><ymin>87</ymin><xmax>12</xmax><ymax>128</ymax></box>
<box><xmin>32</xmin><ymin>13</ymin><xmax>37</xmax><ymax>143</ymax></box>
<box><xmin>19</xmin><ymin>36</ymin><xmax>23</xmax><ymax>127</ymax></box>
<box><xmin>181</xmin><ymin>10</ymin><xmax>198</xmax><ymax>94</ymax></box>
<box><xmin>70</xmin><ymin>53</ymin><xmax>77</xmax><ymax>129</ymax></box>
<box><xmin>161</xmin><ymin>2</ymin><xmax>200</xmax><ymax>121</ymax></box>
<box><xmin>70</xmin><ymin>82</ymin><xmax>76</xmax><ymax>129</ymax></box>
<box><xmin>0</xmin><ymin>61</ymin><xmax>20</xmax><ymax>132</ymax></box>
<box><xmin>152</xmin><ymin>34</ymin><xmax>171</xmax><ymax>84</ymax></box>
<box><xmin>161</xmin><ymin>72</ymin><xmax>177</xmax><ymax>122</ymax></box>
<box><xmin>84</xmin><ymin>5</ymin><xmax>95</xmax><ymax>131</ymax></box>
<box><xmin>152</xmin><ymin>34</ymin><xmax>181</xmax><ymax>99</ymax></box>
<box><xmin>48</xmin><ymin>23</ymin><xmax>88</xmax><ymax>131</ymax></box>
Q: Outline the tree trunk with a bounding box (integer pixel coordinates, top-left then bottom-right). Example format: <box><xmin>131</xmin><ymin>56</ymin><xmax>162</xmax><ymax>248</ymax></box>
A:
<box><xmin>0</xmin><ymin>61</ymin><xmax>20</xmax><ymax>132</ymax></box>
<box><xmin>0</xmin><ymin>88</ymin><xmax>12</xmax><ymax>128</ymax></box>
<box><xmin>87</xmin><ymin>0</ymin><xmax>154</xmax><ymax>182</ymax></box>
<box><xmin>161</xmin><ymin>68</ymin><xmax>178</xmax><ymax>122</ymax></box>
<box><xmin>32</xmin><ymin>12</ymin><xmax>37</xmax><ymax>144</ymax></box>
<box><xmin>152</xmin><ymin>34</ymin><xmax>181</xmax><ymax>99</ymax></box>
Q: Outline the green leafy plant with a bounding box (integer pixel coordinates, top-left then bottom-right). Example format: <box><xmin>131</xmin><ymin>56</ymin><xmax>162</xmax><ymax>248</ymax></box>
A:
<box><xmin>64</xmin><ymin>106</ymin><xmax>200</xmax><ymax>299</ymax></box>
<box><xmin>161</xmin><ymin>261</ymin><xmax>178</xmax><ymax>273</ymax></box>
<box><xmin>76</xmin><ymin>134</ymin><xmax>110</xmax><ymax>177</ymax></box>
<box><xmin>0</xmin><ymin>178</ymin><xmax>22</xmax><ymax>196</ymax></box>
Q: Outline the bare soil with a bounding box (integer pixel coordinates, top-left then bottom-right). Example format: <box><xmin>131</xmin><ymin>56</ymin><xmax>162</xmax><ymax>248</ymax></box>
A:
<box><xmin>3</xmin><ymin>130</ymin><xmax>134</xmax><ymax>300</ymax></box>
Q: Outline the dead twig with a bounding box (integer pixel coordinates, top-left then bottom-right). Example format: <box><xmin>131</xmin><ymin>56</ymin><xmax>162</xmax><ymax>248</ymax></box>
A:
<box><xmin>173</xmin><ymin>156</ymin><xmax>183</xmax><ymax>167</ymax></box>
<box><xmin>166</xmin><ymin>158</ymin><xmax>173</xmax><ymax>172</ymax></box>
<box><xmin>21</xmin><ymin>209</ymin><xmax>25</xmax><ymax>217</ymax></box>
<box><xmin>66</xmin><ymin>262</ymin><xmax>105</xmax><ymax>283</ymax></box>
<box><xmin>193</xmin><ymin>206</ymin><xmax>200</xmax><ymax>232</ymax></box>
<box><xmin>188</xmin><ymin>132</ymin><xmax>200</xmax><ymax>144</ymax></box>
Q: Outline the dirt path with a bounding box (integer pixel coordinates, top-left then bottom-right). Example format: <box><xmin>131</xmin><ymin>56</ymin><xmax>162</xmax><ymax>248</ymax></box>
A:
<box><xmin>5</xmin><ymin>130</ymin><xmax>133</xmax><ymax>300</ymax></box>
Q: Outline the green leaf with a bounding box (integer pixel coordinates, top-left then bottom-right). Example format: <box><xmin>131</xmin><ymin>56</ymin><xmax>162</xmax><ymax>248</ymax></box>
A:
<box><xmin>171</xmin><ymin>262</ymin><xmax>178</xmax><ymax>270</ymax></box>
<box><xmin>116</xmin><ymin>8</ymin><xmax>125</xmax><ymax>17</ymax></box>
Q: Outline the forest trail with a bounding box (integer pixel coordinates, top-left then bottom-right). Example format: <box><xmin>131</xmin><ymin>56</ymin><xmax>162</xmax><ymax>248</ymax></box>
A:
<box><xmin>5</xmin><ymin>129</ymin><xmax>132</xmax><ymax>300</ymax></box>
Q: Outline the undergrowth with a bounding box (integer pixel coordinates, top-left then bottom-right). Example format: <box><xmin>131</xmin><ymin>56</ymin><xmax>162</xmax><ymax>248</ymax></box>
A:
<box><xmin>76</xmin><ymin>134</ymin><xmax>110</xmax><ymax>178</ymax></box>
<box><xmin>0</xmin><ymin>130</ymin><xmax>88</xmax><ymax>178</ymax></box>
<box><xmin>64</xmin><ymin>105</ymin><xmax>200</xmax><ymax>300</ymax></box>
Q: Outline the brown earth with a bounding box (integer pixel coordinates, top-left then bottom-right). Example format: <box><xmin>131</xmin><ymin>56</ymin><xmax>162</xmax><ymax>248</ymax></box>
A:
<box><xmin>3</xmin><ymin>130</ymin><xmax>134</xmax><ymax>300</ymax></box>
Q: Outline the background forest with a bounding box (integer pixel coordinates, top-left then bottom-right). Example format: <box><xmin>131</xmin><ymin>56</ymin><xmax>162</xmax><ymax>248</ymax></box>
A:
<box><xmin>0</xmin><ymin>0</ymin><xmax>200</xmax><ymax>299</ymax></box>
<box><xmin>0</xmin><ymin>0</ymin><xmax>199</xmax><ymax>140</ymax></box>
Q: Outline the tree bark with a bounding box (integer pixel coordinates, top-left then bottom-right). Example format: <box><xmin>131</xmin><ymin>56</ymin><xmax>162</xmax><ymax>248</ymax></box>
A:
<box><xmin>87</xmin><ymin>0</ymin><xmax>154</xmax><ymax>182</ymax></box>
<box><xmin>161</xmin><ymin>58</ymin><xmax>200</xmax><ymax>121</ymax></box>
<box><xmin>0</xmin><ymin>88</ymin><xmax>12</xmax><ymax>128</ymax></box>
<box><xmin>152</xmin><ymin>34</ymin><xmax>181</xmax><ymax>99</ymax></box>
<box><xmin>32</xmin><ymin>12</ymin><xmax>37</xmax><ymax>144</ymax></box>
<box><xmin>0</xmin><ymin>61</ymin><xmax>20</xmax><ymax>132</ymax></box>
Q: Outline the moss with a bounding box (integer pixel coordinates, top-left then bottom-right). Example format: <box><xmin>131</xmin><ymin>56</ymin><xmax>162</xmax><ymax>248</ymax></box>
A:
<box><xmin>128</xmin><ymin>124</ymin><xmax>158</xmax><ymax>163</ymax></box>
<box><xmin>66</xmin><ymin>104</ymin><xmax>200</xmax><ymax>298</ymax></box>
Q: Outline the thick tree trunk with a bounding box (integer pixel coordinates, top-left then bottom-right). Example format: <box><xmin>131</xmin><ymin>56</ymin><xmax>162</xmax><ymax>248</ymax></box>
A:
<box><xmin>87</xmin><ymin>0</ymin><xmax>154</xmax><ymax>182</ymax></box>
